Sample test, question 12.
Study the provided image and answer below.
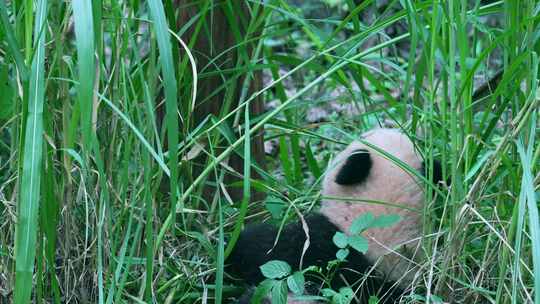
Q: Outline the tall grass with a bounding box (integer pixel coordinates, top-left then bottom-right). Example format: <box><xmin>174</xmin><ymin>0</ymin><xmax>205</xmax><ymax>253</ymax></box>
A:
<box><xmin>0</xmin><ymin>0</ymin><xmax>538</xmax><ymax>303</ymax></box>
<box><xmin>12</xmin><ymin>1</ymin><xmax>47</xmax><ymax>303</ymax></box>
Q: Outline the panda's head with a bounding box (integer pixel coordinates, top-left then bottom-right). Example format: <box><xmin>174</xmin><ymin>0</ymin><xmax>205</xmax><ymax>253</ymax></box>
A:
<box><xmin>320</xmin><ymin>128</ymin><xmax>439</xmax><ymax>284</ymax></box>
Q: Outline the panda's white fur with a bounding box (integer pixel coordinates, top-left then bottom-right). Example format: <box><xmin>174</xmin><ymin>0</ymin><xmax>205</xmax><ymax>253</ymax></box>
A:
<box><xmin>321</xmin><ymin>128</ymin><xmax>425</xmax><ymax>286</ymax></box>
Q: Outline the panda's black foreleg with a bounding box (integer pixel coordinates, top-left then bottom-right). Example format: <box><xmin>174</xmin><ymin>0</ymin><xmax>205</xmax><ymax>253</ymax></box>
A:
<box><xmin>227</xmin><ymin>213</ymin><xmax>341</xmax><ymax>285</ymax></box>
<box><xmin>226</xmin><ymin>213</ymin><xmax>405</xmax><ymax>303</ymax></box>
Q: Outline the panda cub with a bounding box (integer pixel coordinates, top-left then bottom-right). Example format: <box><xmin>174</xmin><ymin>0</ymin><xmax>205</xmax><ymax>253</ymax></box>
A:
<box><xmin>228</xmin><ymin>129</ymin><xmax>441</xmax><ymax>303</ymax></box>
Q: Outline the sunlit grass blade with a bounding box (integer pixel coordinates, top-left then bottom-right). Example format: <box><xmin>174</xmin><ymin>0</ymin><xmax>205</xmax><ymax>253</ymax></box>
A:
<box><xmin>13</xmin><ymin>0</ymin><xmax>48</xmax><ymax>303</ymax></box>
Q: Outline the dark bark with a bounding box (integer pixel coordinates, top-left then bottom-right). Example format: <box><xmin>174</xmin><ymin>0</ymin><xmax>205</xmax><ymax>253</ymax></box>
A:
<box><xmin>173</xmin><ymin>1</ymin><xmax>266</xmax><ymax>204</ymax></box>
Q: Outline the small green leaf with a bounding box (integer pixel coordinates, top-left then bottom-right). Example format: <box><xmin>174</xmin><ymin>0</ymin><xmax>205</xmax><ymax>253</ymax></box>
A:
<box><xmin>302</xmin><ymin>265</ymin><xmax>319</xmax><ymax>273</ymax></box>
<box><xmin>265</xmin><ymin>198</ymin><xmax>286</xmax><ymax>219</ymax></box>
<box><xmin>371</xmin><ymin>214</ymin><xmax>401</xmax><ymax>228</ymax></box>
<box><xmin>349</xmin><ymin>212</ymin><xmax>375</xmax><ymax>234</ymax></box>
<box><xmin>368</xmin><ymin>295</ymin><xmax>379</xmax><ymax>304</ymax></box>
<box><xmin>323</xmin><ymin>0</ymin><xmax>344</xmax><ymax>8</ymax></box>
<box><xmin>260</xmin><ymin>260</ymin><xmax>291</xmax><ymax>279</ymax></box>
<box><xmin>464</xmin><ymin>151</ymin><xmax>494</xmax><ymax>182</ymax></box>
<box><xmin>271</xmin><ymin>280</ymin><xmax>288</xmax><ymax>304</ymax></box>
<box><xmin>339</xmin><ymin>287</ymin><xmax>354</xmax><ymax>299</ymax></box>
<box><xmin>321</xmin><ymin>288</ymin><xmax>337</xmax><ymax>297</ymax></box>
<box><xmin>332</xmin><ymin>293</ymin><xmax>352</xmax><ymax>304</ymax></box>
<box><xmin>332</xmin><ymin>287</ymin><xmax>354</xmax><ymax>304</ymax></box>
<box><xmin>60</xmin><ymin>148</ymin><xmax>86</xmax><ymax>171</ymax></box>
<box><xmin>252</xmin><ymin>279</ymin><xmax>274</xmax><ymax>304</ymax></box>
<box><xmin>287</xmin><ymin>271</ymin><xmax>305</xmax><ymax>295</ymax></box>
<box><xmin>348</xmin><ymin>235</ymin><xmax>369</xmax><ymax>254</ymax></box>
<box><xmin>336</xmin><ymin>248</ymin><xmax>349</xmax><ymax>261</ymax></box>
<box><xmin>333</xmin><ymin>232</ymin><xmax>348</xmax><ymax>248</ymax></box>
<box><xmin>430</xmin><ymin>295</ymin><xmax>444</xmax><ymax>303</ymax></box>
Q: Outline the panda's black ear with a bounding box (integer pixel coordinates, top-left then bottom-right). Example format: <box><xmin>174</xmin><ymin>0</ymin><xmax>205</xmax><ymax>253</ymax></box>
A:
<box><xmin>335</xmin><ymin>149</ymin><xmax>372</xmax><ymax>185</ymax></box>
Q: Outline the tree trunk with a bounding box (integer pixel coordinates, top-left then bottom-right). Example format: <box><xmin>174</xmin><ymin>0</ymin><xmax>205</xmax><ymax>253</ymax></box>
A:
<box><xmin>175</xmin><ymin>1</ymin><xmax>266</xmax><ymax>204</ymax></box>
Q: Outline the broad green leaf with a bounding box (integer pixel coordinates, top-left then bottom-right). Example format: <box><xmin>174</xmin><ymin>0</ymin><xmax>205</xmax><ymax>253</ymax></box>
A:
<box><xmin>73</xmin><ymin>0</ymin><xmax>95</xmax><ymax>150</ymax></box>
<box><xmin>348</xmin><ymin>235</ymin><xmax>369</xmax><ymax>254</ymax></box>
<box><xmin>271</xmin><ymin>280</ymin><xmax>288</xmax><ymax>304</ymax></box>
<box><xmin>333</xmin><ymin>232</ymin><xmax>348</xmax><ymax>248</ymax></box>
<box><xmin>371</xmin><ymin>214</ymin><xmax>401</xmax><ymax>228</ymax></box>
<box><xmin>287</xmin><ymin>271</ymin><xmax>305</xmax><ymax>295</ymax></box>
<box><xmin>349</xmin><ymin>212</ymin><xmax>375</xmax><ymax>234</ymax></box>
<box><xmin>14</xmin><ymin>0</ymin><xmax>47</xmax><ymax>303</ymax></box>
<box><xmin>252</xmin><ymin>279</ymin><xmax>274</xmax><ymax>304</ymax></box>
<box><xmin>260</xmin><ymin>260</ymin><xmax>291</xmax><ymax>279</ymax></box>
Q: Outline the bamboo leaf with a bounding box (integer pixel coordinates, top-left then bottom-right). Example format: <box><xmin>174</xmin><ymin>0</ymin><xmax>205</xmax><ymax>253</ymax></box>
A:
<box><xmin>14</xmin><ymin>1</ymin><xmax>48</xmax><ymax>303</ymax></box>
<box><xmin>72</xmin><ymin>0</ymin><xmax>95</xmax><ymax>150</ymax></box>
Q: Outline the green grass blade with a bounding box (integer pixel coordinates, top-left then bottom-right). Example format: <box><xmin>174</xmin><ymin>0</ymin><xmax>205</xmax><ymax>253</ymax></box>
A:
<box><xmin>41</xmin><ymin>114</ymin><xmax>61</xmax><ymax>304</ymax></box>
<box><xmin>516</xmin><ymin>116</ymin><xmax>539</xmax><ymax>304</ymax></box>
<box><xmin>13</xmin><ymin>0</ymin><xmax>48</xmax><ymax>303</ymax></box>
<box><xmin>223</xmin><ymin>102</ymin><xmax>253</xmax><ymax>260</ymax></box>
<box><xmin>147</xmin><ymin>0</ymin><xmax>179</xmax><ymax>230</ymax></box>
<box><xmin>23</xmin><ymin>0</ymin><xmax>33</xmax><ymax>63</ymax></box>
<box><xmin>98</xmin><ymin>93</ymin><xmax>169</xmax><ymax>175</ymax></box>
<box><xmin>215</xmin><ymin>199</ymin><xmax>225</xmax><ymax>304</ymax></box>
<box><xmin>143</xmin><ymin>147</ymin><xmax>155</xmax><ymax>303</ymax></box>
<box><xmin>91</xmin><ymin>139</ymin><xmax>110</xmax><ymax>304</ymax></box>
<box><xmin>278</xmin><ymin>135</ymin><xmax>294</xmax><ymax>185</ymax></box>
<box><xmin>0</xmin><ymin>0</ymin><xmax>28</xmax><ymax>80</ymax></box>
<box><xmin>72</xmin><ymin>0</ymin><xmax>95</xmax><ymax>151</ymax></box>
<box><xmin>304</xmin><ymin>141</ymin><xmax>321</xmax><ymax>179</ymax></box>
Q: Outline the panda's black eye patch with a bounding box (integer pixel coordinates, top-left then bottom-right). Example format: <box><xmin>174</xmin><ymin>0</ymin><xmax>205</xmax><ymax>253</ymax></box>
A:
<box><xmin>335</xmin><ymin>149</ymin><xmax>372</xmax><ymax>185</ymax></box>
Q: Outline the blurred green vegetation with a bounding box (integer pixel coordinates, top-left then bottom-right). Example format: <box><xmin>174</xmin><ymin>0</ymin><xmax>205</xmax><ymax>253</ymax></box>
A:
<box><xmin>0</xmin><ymin>0</ymin><xmax>539</xmax><ymax>303</ymax></box>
